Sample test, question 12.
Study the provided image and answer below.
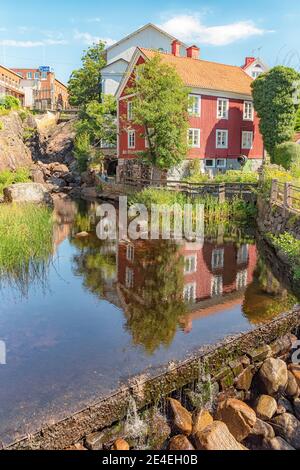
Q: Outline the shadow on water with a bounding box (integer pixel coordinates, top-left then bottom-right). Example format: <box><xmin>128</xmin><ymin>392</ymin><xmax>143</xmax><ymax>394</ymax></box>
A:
<box><xmin>0</xmin><ymin>198</ymin><xmax>299</xmax><ymax>445</ymax></box>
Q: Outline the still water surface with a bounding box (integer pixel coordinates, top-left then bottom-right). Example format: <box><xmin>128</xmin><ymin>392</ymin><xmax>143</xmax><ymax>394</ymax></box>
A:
<box><xmin>0</xmin><ymin>199</ymin><xmax>297</xmax><ymax>444</ymax></box>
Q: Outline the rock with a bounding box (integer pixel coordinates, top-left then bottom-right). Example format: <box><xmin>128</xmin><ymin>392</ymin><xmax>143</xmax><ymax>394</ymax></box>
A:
<box><xmin>168</xmin><ymin>398</ymin><xmax>192</xmax><ymax>435</ymax></box>
<box><xmin>248</xmin><ymin>345</ymin><xmax>272</xmax><ymax>362</ymax></box>
<box><xmin>81</xmin><ymin>169</ymin><xmax>98</xmax><ymax>186</ymax></box>
<box><xmin>255</xmin><ymin>395</ymin><xmax>277</xmax><ymax>420</ymax></box>
<box><xmin>168</xmin><ymin>435</ymin><xmax>195</xmax><ymax>450</ymax></box>
<box><xmin>75</xmin><ymin>231</ymin><xmax>90</xmax><ymax>239</ymax></box>
<box><xmin>147</xmin><ymin>411</ymin><xmax>171</xmax><ymax>450</ymax></box>
<box><xmin>192</xmin><ymin>409</ymin><xmax>213</xmax><ymax>434</ymax></box>
<box><xmin>49</xmin><ymin>176</ymin><xmax>65</xmax><ymax>188</ymax></box>
<box><xmin>262</xmin><ymin>436</ymin><xmax>295</xmax><ymax>450</ymax></box>
<box><xmin>66</xmin><ymin>443</ymin><xmax>87</xmax><ymax>450</ymax></box>
<box><xmin>85</xmin><ymin>431</ymin><xmax>105</xmax><ymax>450</ymax></box>
<box><xmin>288</xmin><ymin>364</ymin><xmax>300</xmax><ymax>388</ymax></box>
<box><xmin>216</xmin><ymin>398</ymin><xmax>256</xmax><ymax>441</ymax></box>
<box><xmin>194</xmin><ymin>421</ymin><xmax>246</xmax><ymax>450</ymax></box>
<box><xmin>259</xmin><ymin>358</ymin><xmax>288</xmax><ymax>395</ymax></box>
<box><xmin>294</xmin><ymin>398</ymin><xmax>300</xmax><ymax>420</ymax></box>
<box><xmin>249</xmin><ymin>418</ymin><xmax>275</xmax><ymax>439</ymax></box>
<box><xmin>3</xmin><ymin>182</ymin><xmax>53</xmax><ymax>206</ymax></box>
<box><xmin>111</xmin><ymin>438</ymin><xmax>130</xmax><ymax>450</ymax></box>
<box><xmin>229</xmin><ymin>360</ymin><xmax>243</xmax><ymax>377</ymax></box>
<box><xmin>235</xmin><ymin>366</ymin><xmax>254</xmax><ymax>391</ymax></box>
<box><xmin>220</xmin><ymin>371</ymin><xmax>234</xmax><ymax>390</ymax></box>
<box><xmin>285</xmin><ymin>371</ymin><xmax>299</xmax><ymax>398</ymax></box>
<box><xmin>81</xmin><ymin>187</ymin><xmax>98</xmax><ymax>199</ymax></box>
<box><xmin>277</xmin><ymin>397</ymin><xmax>294</xmax><ymax>415</ymax></box>
<box><xmin>31</xmin><ymin>168</ymin><xmax>45</xmax><ymax>184</ymax></box>
<box><xmin>270</xmin><ymin>335</ymin><xmax>293</xmax><ymax>356</ymax></box>
<box><xmin>271</xmin><ymin>413</ymin><xmax>300</xmax><ymax>448</ymax></box>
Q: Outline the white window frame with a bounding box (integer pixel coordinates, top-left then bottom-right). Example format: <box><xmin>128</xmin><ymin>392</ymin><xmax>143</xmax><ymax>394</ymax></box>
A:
<box><xmin>183</xmin><ymin>282</ymin><xmax>196</xmax><ymax>303</ymax></box>
<box><xmin>27</xmin><ymin>72</ymin><xmax>32</xmax><ymax>79</ymax></box>
<box><xmin>205</xmin><ymin>159</ymin><xmax>215</xmax><ymax>168</ymax></box>
<box><xmin>127</xmin><ymin>101</ymin><xmax>133</xmax><ymax>121</ymax></box>
<box><xmin>128</xmin><ymin>130</ymin><xmax>135</xmax><ymax>149</ymax></box>
<box><xmin>217</xmin><ymin>98</ymin><xmax>229</xmax><ymax>119</ymax></box>
<box><xmin>216</xmin><ymin>158</ymin><xmax>226</xmax><ymax>169</ymax></box>
<box><xmin>211</xmin><ymin>275</ymin><xmax>223</xmax><ymax>297</ymax></box>
<box><xmin>184</xmin><ymin>255</ymin><xmax>197</xmax><ymax>274</ymax></box>
<box><xmin>216</xmin><ymin>129</ymin><xmax>228</xmax><ymax>149</ymax></box>
<box><xmin>242</xmin><ymin>131</ymin><xmax>253</xmax><ymax>149</ymax></box>
<box><xmin>188</xmin><ymin>128</ymin><xmax>201</xmax><ymax>148</ymax></box>
<box><xmin>237</xmin><ymin>244</ymin><xmax>248</xmax><ymax>264</ymax></box>
<box><xmin>243</xmin><ymin>101</ymin><xmax>254</xmax><ymax>121</ymax></box>
<box><xmin>188</xmin><ymin>94</ymin><xmax>201</xmax><ymax>117</ymax></box>
<box><xmin>126</xmin><ymin>244</ymin><xmax>134</xmax><ymax>262</ymax></box>
<box><xmin>211</xmin><ymin>248</ymin><xmax>224</xmax><ymax>270</ymax></box>
<box><xmin>125</xmin><ymin>267</ymin><xmax>134</xmax><ymax>288</ymax></box>
<box><xmin>236</xmin><ymin>269</ymin><xmax>248</xmax><ymax>289</ymax></box>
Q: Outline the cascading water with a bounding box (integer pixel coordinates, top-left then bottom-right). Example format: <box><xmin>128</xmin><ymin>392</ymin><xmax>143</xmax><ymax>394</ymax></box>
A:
<box><xmin>185</xmin><ymin>357</ymin><xmax>214</xmax><ymax>410</ymax></box>
<box><xmin>124</xmin><ymin>396</ymin><xmax>148</xmax><ymax>449</ymax></box>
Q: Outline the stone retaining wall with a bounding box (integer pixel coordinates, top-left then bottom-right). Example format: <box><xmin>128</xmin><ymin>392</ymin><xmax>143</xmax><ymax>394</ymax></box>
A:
<box><xmin>6</xmin><ymin>308</ymin><xmax>300</xmax><ymax>450</ymax></box>
<box><xmin>257</xmin><ymin>198</ymin><xmax>300</xmax><ymax>240</ymax></box>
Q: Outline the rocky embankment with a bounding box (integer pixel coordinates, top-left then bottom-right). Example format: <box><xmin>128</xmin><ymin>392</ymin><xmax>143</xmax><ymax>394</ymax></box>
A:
<box><xmin>66</xmin><ymin>332</ymin><xmax>300</xmax><ymax>451</ymax></box>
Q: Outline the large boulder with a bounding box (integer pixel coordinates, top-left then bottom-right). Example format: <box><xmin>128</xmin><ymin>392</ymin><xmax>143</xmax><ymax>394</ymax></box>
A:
<box><xmin>194</xmin><ymin>421</ymin><xmax>246</xmax><ymax>450</ymax></box>
<box><xmin>249</xmin><ymin>418</ymin><xmax>275</xmax><ymax>439</ymax></box>
<box><xmin>192</xmin><ymin>409</ymin><xmax>214</xmax><ymax>434</ymax></box>
<box><xmin>288</xmin><ymin>364</ymin><xmax>300</xmax><ymax>388</ymax></box>
<box><xmin>168</xmin><ymin>435</ymin><xmax>195</xmax><ymax>450</ymax></box>
<box><xmin>3</xmin><ymin>182</ymin><xmax>52</xmax><ymax>206</ymax></box>
<box><xmin>271</xmin><ymin>413</ymin><xmax>300</xmax><ymax>449</ymax></box>
<box><xmin>258</xmin><ymin>358</ymin><xmax>288</xmax><ymax>395</ymax></box>
<box><xmin>168</xmin><ymin>398</ymin><xmax>192</xmax><ymax>435</ymax></box>
<box><xmin>285</xmin><ymin>371</ymin><xmax>299</xmax><ymax>399</ymax></box>
<box><xmin>216</xmin><ymin>398</ymin><xmax>256</xmax><ymax>441</ymax></box>
<box><xmin>293</xmin><ymin>398</ymin><xmax>300</xmax><ymax>421</ymax></box>
<box><xmin>262</xmin><ymin>436</ymin><xmax>295</xmax><ymax>450</ymax></box>
<box><xmin>255</xmin><ymin>395</ymin><xmax>277</xmax><ymax>420</ymax></box>
<box><xmin>111</xmin><ymin>438</ymin><xmax>129</xmax><ymax>450</ymax></box>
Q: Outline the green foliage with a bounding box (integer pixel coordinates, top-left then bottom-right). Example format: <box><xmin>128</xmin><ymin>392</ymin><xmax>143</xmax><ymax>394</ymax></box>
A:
<box><xmin>0</xmin><ymin>95</ymin><xmax>21</xmax><ymax>111</ymax></box>
<box><xmin>18</xmin><ymin>108</ymin><xmax>31</xmax><ymax>122</ymax></box>
<box><xmin>187</xmin><ymin>170</ymin><xmax>258</xmax><ymax>184</ymax></box>
<box><xmin>268</xmin><ymin>232</ymin><xmax>300</xmax><ymax>280</ymax></box>
<box><xmin>295</xmin><ymin>106</ymin><xmax>300</xmax><ymax>132</ymax></box>
<box><xmin>251</xmin><ymin>66</ymin><xmax>300</xmax><ymax>158</ymax></box>
<box><xmin>273</xmin><ymin>141</ymin><xmax>300</xmax><ymax>177</ymax></box>
<box><xmin>260</xmin><ymin>164</ymin><xmax>294</xmax><ymax>199</ymax></box>
<box><xmin>0</xmin><ymin>168</ymin><xmax>31</xmax><ymax>195</ymax></box>
<box><xmin>127</xmin><ymin>55</ymin><xmax>189</xmax><ymax>170</ymax></box>
<box><xmin>73</xmin><ymin>132</ymin><xmax>91</xmax><ymax>172</ymax></box>
<box><xmin>0</xmin><ymin>120</ymin><xmax>3</xmax><ymax>131</ymax></box>
<box><xmin>0</xmin><ymin>203</ymin><xmax>53</xmax><ymax>291</ymax></box>
<box><xmin>23</xmin><ymin>126</ymin><xmax>37</xmax><ymax>142</ymax></box>
<box><xmin>68</xmin><ymin>42</ymin><xmax>107</xmax><ymax>107</ymax></box>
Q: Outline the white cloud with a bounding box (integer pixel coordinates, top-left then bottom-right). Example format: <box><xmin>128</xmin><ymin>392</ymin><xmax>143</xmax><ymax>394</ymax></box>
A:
<box><xmin>0</xmin><ymin>38</ymin><xmax>68</xmax><ymax>47</ymax></box>
<box><xmin>160</xmin><ymin>14</ymin><xmax>272</xmax><ymax>46</ymax></box>
<box><xmin>74</xmin><ymin>31</ymin><xmax>115</xmax><ymax>46</ymax></box>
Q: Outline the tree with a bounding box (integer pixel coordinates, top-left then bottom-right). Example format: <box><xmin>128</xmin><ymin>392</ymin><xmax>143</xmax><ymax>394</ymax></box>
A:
<box><xmin>251</xmin><ymin>66</ymin><xmax>300</xmax><ymax>158</ymax></box>
<box><xmin>273</xmin><ymin>141</ymin><xmax>300</xmax><ymax>173</ymax></box>
<box><xmin>68</xmin><ymin>42</ymin><xmax>107</xmax><ymax>107</ymax></box>
<box><xmin>295</xmin><ymin>106</ymin><xmax>300</xmax><ymax>132</ymax></box>
<box><xmin>126</xmin><ymin>55</ymin><xmax>189</xmax><ymax>170</ymax></box>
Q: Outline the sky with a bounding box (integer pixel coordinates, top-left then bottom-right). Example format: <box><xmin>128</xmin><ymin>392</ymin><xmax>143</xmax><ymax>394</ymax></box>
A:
<box><xmin>0</xmin><ymin>0</ymin><xmax>300</xmax><ymax>84</ymax></box>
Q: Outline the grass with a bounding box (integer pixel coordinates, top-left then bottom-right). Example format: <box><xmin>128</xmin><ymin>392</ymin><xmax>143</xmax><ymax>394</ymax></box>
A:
<box><xmin>0</xmin><ymin>203</ymin><xmax>53</xmax><ymax>291</ymax></box>
<box><xmin>267</xmin><ymin>232</ymin><xmax>300</xmax><ymax>280</ymax></box>
<box><xmin>187</xmin><ymin>169</ymin><xmax>259</xmax><ymax>184</ymax></box>
<box><xmin>0</xmin><ymin>168</ymin><xmax>31</xmax><ymax>195</ymax></box>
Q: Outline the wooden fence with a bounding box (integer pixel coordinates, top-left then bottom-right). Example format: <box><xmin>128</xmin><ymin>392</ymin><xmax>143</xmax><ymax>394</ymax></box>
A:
<box><xmin>271</xmin><ymin>179</ymin><xmax>300</xmax><ymax>213</ymax></box>
<box><xmin>122</xmin><ymin>177</ymin><xmax>258</xmax><ymax>202</ymax></box>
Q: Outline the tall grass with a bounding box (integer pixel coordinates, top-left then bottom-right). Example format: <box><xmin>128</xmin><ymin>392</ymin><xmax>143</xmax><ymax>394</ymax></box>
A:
<box><xmin>0</xmin><ymin>203</ymin><xmax>53</xmax><ymax>292</ymax></box>
<box><xmin>0</xmin><ymin>168</ymin><xmax>31</xmax><ymax>195</ymax></box>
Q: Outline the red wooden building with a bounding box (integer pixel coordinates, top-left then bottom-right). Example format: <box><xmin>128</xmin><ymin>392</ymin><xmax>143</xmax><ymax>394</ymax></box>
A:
<box><xmin>116</xmin><ymin>42</ymin><xmax>264</xmax><ymax>180</ymax></box>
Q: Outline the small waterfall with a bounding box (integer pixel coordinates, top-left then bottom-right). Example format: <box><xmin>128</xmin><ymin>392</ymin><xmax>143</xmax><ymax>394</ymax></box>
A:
<box><xmin>124</xmin><ymin>396</ymin><xmax>148</xmax><ymax>449</ymax></box>
<box><xmin>185</xmin><ymin>357</ymin><xmax>213</xmax><ymax>410</ymax></box>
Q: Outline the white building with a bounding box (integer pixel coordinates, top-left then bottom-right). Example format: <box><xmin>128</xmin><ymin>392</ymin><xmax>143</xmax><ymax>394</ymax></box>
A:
<box><xmin>102</xmin><ymin>23</ymin><xmax>187</xmax><ymax>96</ymax></box>
<box><xmin>241</xmin><ymin>57</ymin><xmax>269</xmax><ymax>79</ymax></box>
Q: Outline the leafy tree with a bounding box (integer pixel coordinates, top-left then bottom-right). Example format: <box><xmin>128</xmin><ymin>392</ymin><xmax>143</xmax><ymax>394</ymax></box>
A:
<box><xmin>126</xmin><ymin>55</ymin><xmax>189</xmax><ymax>170</ymax></box>
<box><xmin>251</xmin><ymin>66</ymin><xmax>300</xmax><ymax>158</ymax></box>
<box><xmin>295</xmin><ymin>106</ymin><xmax>300</xmax><ymax>132</ymax></box>
<box><xmin>68</xmin><ymin>42</ymin><xmax>107</xmax><ymax>107</ymax></box>
<box><xmin>273</xmin><ymin>141</ymin><xmax>300</xmax><ymax>175</ymax></box>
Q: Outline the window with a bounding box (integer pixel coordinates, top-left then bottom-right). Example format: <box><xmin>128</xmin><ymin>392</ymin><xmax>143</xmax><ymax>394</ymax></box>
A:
<box><xmin>211</xmin><ymin>249</ymin><xmax>224</xmax><ymax>270</ymax></box>
<box><xmin>216</xmin><ymin>158</ymin><xmax>226</xmax><ymax>169</ymax></box>
<box><xmin>216</xmin><ymin>130</ymin><xmax>228</xmax><ymax>149</ymax></box>
<box><xmin>242</xmin><ymin>131</ymin><xmax>253</xmax><ymax>149</ymax></box>
<box><xmin>127</xmin><ymin>101</ymin><xmax>133</xmax><ymax>120</ymax></box>
<box><xmin>236</xmin><ymin>270</ymin><xmax>248</xmax><ymax>289</ymax></box>
<box><xmin>126</xmin><ymin>244</ymin><xmax>134</xmax><ymax>262</ymax></box>
<box><xmin>41</xmin><ymin>72</ymin><xmax>47</xmax><ymax>80</ymax></box>
<box><xmin>34</xmin><ymin>72</ymin><xmax>39</xmax><ymax>80</ymax></box>
<box><xmin>237</xmin><ymin>244</ymin><xmax>248</xmax><ymax>264</ymax></box>
<box><xmin>205</xmin><ymin>159</ymin><xmax>215</xmax><ymax>168</ymax></box>
<box><xmin>217</xmin><ymin>98</ymin><xmax>229</xmax><ymax>119</ymax></box>
<box><xmin>243</xmin><ymin>101</ymin><xmax>253</xmax><ymax>120</ymax></box>
<box><xmin>211</xmin><ymin>275</ymin><xmax>223</xmax><ymax>297</ymax></box>
<box><xmin>125</xmin><ymin>267</ymin><xmax>134</xmax><ymax>288</ymax></box>
<box><xmin>27</xmin><ymin>72</ymin><xmax>32</xmax><ymax>79</ymax></box>
<box><xmin>128</xmin><ymin>130</ymin><xmax>135</xmax><ymax>149</ymax></box>
<box><xmin>188</xmin><ymin>128</ymin><xmax>200</xmax><ymax>148</ymax></box>
<box><xmin>184</xmin><ymin>255</ymin><xmax>197</xmax><ymax>274</ymax></box>
<box><xmin>188</xmin><ymin>94</ymin><xmax>201</xmax><ymax>116</ymax></box>
<box><xmin>183</xmin><ymin>283</ymin><xmax>196</xmax><ymax>303</ymax></box>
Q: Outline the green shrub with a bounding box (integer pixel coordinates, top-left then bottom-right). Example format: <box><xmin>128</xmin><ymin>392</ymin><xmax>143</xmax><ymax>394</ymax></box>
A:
<box><xmin>0</xmin><ymin>168</ymin><xmax>31</xmax><ymax>195</ymax></box>
<box><xmin>268</xmin><ymin>232</ymin><xmax>300</xmax><ymax>280</ymax></box>
<box><xmin>73</xmin><ymin>132</ymin><xmax>91</xmax><ymax>172</ymax></box>
<box><xmin>0</xmin><ymin>95</ymin><xmax>21</xmax><ymax>110</ymax></box>
<box><xmin>273</xmin><ymin>141</ymin><xmax>300</xmax><ymax>171</ymax></box>
<box><xmin>186</xmin><ymin>169</ymin><xmax>258</xmax><ymax>184</ymax></box>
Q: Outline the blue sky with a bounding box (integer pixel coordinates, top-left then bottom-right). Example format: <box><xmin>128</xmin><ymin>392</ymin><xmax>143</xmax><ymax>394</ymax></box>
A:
<box><xmin>1</xmin><ymin>0</ymin><xmax>300</xmax><ymax>84</ymax></box>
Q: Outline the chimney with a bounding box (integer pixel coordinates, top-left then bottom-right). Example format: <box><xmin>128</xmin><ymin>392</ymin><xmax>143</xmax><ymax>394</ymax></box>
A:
<box><xmin>243</xmin><ymin>57</ymin><xmax>255</xmax><ymax>69</ymax></box>
<box><xmin>172</xmin><ymin>40</ymin><xmax>181</xmax><ymax>57</ymax></box>
<box><xmin>187</xmin><ymin>45</ymin><xmax>200</xmax><ymax>60</ymax></box>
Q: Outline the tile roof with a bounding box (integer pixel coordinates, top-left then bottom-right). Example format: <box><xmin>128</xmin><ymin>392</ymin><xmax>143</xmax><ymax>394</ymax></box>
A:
<box><xmin>139</xmin><ymin>48</ymin><xmax>253</xmax><ymax>96</ymax></box>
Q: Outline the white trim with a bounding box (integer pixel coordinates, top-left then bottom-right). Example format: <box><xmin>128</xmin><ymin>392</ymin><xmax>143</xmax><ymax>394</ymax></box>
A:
<box><xmin>205</xmin><ymin>158</ymin><xmax>215</xmax><ymax>168</ymax></box>
<box><xmin>211</xmin><ymin>248</ymin><xmax>224</xmax><ymax>269</ymax></box>
<box><xmin>216</xmin><ymin>129</ymin><xmax>228</xmax><ymax>149</ymax></box>
<box><xmin>216</xmin><ymin>158</ymin><xmax>227</xmax><ymax>168</ymax></box>
<box><xmin>188</xmin><ymin>94</ymin><xmax>201</xmax><ymax>117</ymax></box>
<box><xmin>241</xmin><ymin>131</ymin><xmax>253</xmax><ymax>149</ymax></box>
<box><xmin>183</xmin><ymin>282</ymin><xmax>197</xmax><ymax>303</ymax></box>
<box><xmin>189</xmin><ymin>87</ymin><xmax>252</xmax><ymax>101</ymax></box>
<box><xmin>184</xmin><ymin>254</ymin><xmax>197</xmax><ymax>274</ymax></box>
<box><xmin>116</xmin><ymin>48</ymin><xmax>147</xmax><ymax>99</ymax></box>
<box><xmin>188</xmin><ymin>128</ymin><xmax>201</xmax><ymax>148</ymax></box>
<box><xmin>243</xmin><ymin>101</ymin><xmax>254</xmax><ymax>121</ymax></box>
<box><xmin>217</xmin><ymin>97</ymin><xmax>229</xmax><ymax>119</ymax></box>
<box><xmin>128</xmin><ymin>130</ymin><xmax>136</xmax><ymax>149</ymax></box>
<box><xmin>211</xmin><ymin>275</ymin><xmax>223</xmax><ymax>297</ymax></box>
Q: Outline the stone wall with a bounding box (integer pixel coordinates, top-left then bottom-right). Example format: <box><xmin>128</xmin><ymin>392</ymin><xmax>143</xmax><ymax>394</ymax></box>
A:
<box><xmin>257</xmin><ymin>198</ymin><xmax>300</xmax><ymax>240</ymax></box>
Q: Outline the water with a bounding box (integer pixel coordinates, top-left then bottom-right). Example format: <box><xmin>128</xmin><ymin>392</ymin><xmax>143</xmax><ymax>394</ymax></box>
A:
<box><xmin>0</xmin><ymin>199</ymin><xmax>298</xmax><ymax>445</ymax></box>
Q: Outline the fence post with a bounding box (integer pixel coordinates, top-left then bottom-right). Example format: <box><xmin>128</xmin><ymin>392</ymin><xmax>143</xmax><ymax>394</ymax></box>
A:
<box><xmin>270</xmin><ymin>179</ymin><xmax>278</xmax><ymax>204</ymax></box>
<box><xmin>218</xmin><ymin>183</ymin><xmax>226</xmax><ymax>203</ymax></box>
<box><xmin>284</xmin><ymin>182</ymin><xmax>292</xmax><ymax>212</ymax></box>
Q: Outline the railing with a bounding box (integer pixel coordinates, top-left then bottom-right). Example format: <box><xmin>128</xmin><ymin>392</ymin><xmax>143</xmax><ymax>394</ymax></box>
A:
<box><xmin>271</xmin><ymin>179</ymin><xmax>300</xmax><ymax>213</ymax></box>
<box><xmin>122</xmin><ymin>177</ymin><xmax>257</xmax><ymax>202</ymax></box>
